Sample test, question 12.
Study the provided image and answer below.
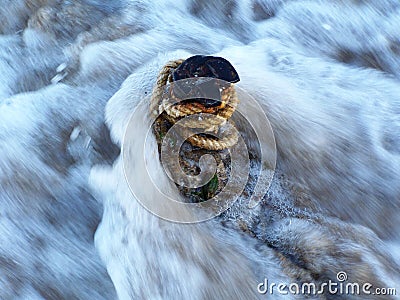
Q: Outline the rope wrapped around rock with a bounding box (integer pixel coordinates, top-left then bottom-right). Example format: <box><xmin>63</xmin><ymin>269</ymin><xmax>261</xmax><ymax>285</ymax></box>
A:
<box><xmin>150</xmin><ymin>59</ymin><xmax>240</xmax><ymax>151</ymax></box>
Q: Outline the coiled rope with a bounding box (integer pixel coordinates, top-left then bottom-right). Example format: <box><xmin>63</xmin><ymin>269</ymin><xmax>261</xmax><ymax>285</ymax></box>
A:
<box><xmin>150</xmin><ymin>59</ymin><xmax>240</xmax><ymax>151</ymax></box>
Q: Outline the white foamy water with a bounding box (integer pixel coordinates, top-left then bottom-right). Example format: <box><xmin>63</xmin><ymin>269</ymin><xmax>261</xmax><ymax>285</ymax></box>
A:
<box><xmin>0</xmin><ymin>0</ymin><xmax>399</xmax><ymax>299</ymax></box>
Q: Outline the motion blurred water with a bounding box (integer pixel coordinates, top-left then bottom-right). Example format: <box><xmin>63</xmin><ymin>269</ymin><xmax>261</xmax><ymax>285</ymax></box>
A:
<box><xmin>0</xmin><ymin>0</ymin><xmax>399</xmax><ymax>299</ymax></box>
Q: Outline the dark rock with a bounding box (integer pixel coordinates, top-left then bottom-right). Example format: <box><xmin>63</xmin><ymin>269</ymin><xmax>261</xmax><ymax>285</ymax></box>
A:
<box><xmin>171</xmin><ymin>55</ymin><xmax>239</xmax><ymax>108</ymax></box>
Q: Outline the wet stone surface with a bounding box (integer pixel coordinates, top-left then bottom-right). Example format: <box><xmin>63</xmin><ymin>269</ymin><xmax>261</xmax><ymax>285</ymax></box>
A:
<box><xmin>171</xmin><ymin>55</ymin><xmax>240</xmax><ymax>108</ymax></box>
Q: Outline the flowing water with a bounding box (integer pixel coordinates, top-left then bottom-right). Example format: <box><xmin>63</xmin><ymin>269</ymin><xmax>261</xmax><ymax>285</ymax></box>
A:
<box><xmin>0</xmin><ymin>0</ymin><xmax>399</xmax><ymax>299</ymax></box>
